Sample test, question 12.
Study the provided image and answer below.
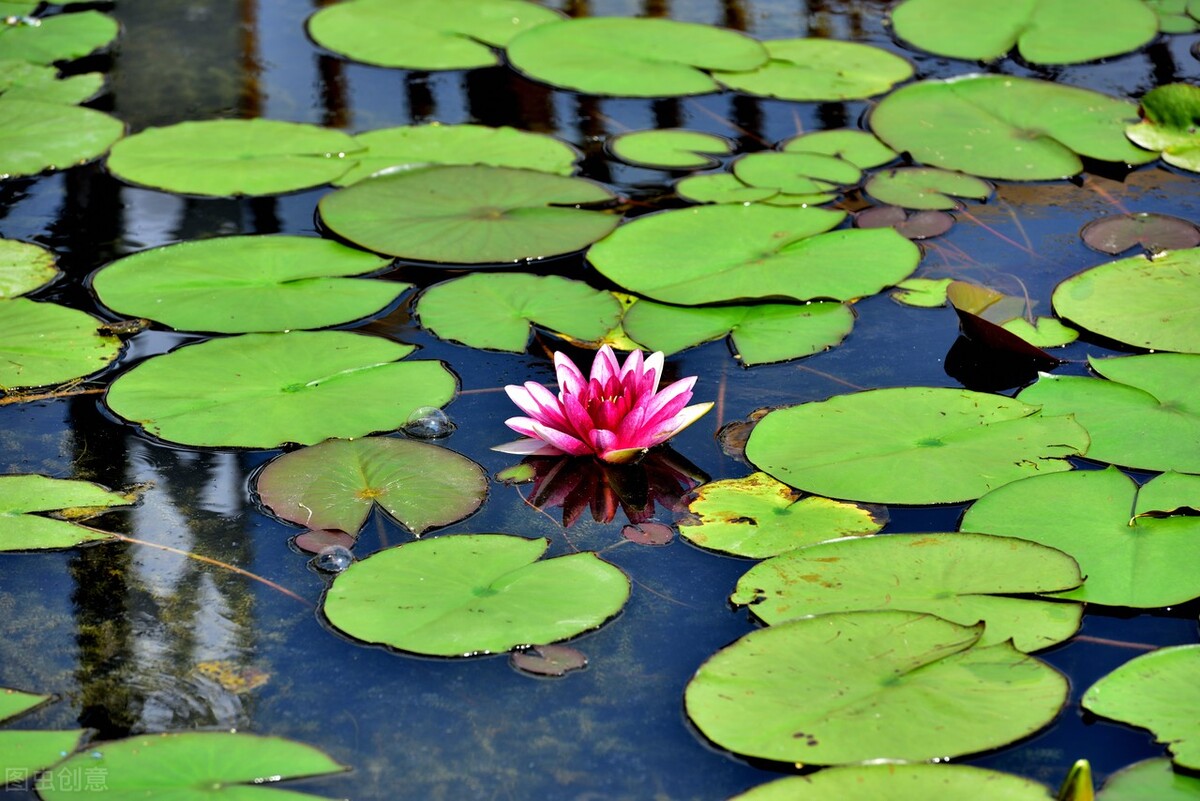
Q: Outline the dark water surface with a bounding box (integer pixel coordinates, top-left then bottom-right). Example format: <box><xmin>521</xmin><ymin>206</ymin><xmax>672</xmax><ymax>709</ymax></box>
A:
<box><xmin>2</xmin><ymin>1</ymin><xmax>1200</xmax><ymax>799</ymax></box>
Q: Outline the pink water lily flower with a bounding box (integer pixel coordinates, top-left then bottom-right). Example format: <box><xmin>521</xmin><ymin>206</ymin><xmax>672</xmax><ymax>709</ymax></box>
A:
<box><xmin>494</xmin><ymin>346</ymin><xmax>713</xmax><ymax>464</ymax></box>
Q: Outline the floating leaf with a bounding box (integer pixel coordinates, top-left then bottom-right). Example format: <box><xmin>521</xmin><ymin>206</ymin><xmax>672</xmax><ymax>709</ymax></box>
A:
<box><xmin>1080</xmin><ymin>212</ymin><xmax>1200</xmax><ymax>255</ymax></box>
<box><xmin>0</xmin><ymin>238</ymin><xmax>57</xmax><ymax>298</ymax></box>
<box><xmin>510</xmin><ymin>644</ymin><xmax>588</xmax><ymax>677</ymax></box>
<box><xmin>0</xmin><ymin>298</ymin><xmax>121</xmax><ymax>390</ymax></box>
<box><xmin>0</xmin><ymin>98</ymin><xmax>123</xmax><ymax>178</ymax></box>
<box><xmin>1083</xmin><ymin>645</ymin><xmax>1200</xmax><ymax>769</ymax></box>
<box><xmin>307</xmin><ymin>0</ymin><xmax>560</xmax><ymax>70</ymax></box>
<box><xmin>871</xmin><ymin>76</ymin><xmax>1155</xmax><ymax>181</ymax></box>
<box><xmin>891</xmin><ymin>276</ymin><xmax>953</xmax><ymax>306</ymax></box>
<box><xmin>106</xmin><ymin>119</ymin><xmax>361</xmax><ymax>196</ymax></box>
<box><xmin>416</xmin><ymin>273</ymin><xmax>623</xmax><ymax>352</ymax></box>
<box><xmin>621</xmin><ymin>298</ymin><xmax>854</xmax><ymax>365</ymax></box>
<box><xmin>323</xmin><ymin>534</ymin><xmax>630</xmax><ymax>657</ymax></box>
<box><xmin>947</xmin><ymin>280</ymin><xmax>1071</xmax><ymax>356</ymax></box>
<box><xmin>105</xmin><ymin>332</ymin><xmax>456</xmax><ymax>449</ymax></box>
<box><xmin>608</xmin><ymin>129</ymin><xmax>732</xmax><ymax>169</ymax></box>
<box><xmin>677</xmin><ymin>472</ymin><xmax>883</xmax><ymax>558</ymax></box>
<box><xmin>729</xmin><ymin>764</ymin><xmax>1058</xmax><ymax>800</ymax></box>
<box><xmin>1018</xmin><ymin>354</ymin><xmax>1200</xmax><ymax>473</ymax></box>
<box><xmin>1144</xmin><ymin>0</ymin><xmax>1200</xmax><ymax>33</ymax></box>
<box><xmin>730</xmin><ymin>532</ymin><xmax>1082</xmax><ymax>651</ymax></box>
<box><xmin>588</xmin><ymin>204</ymin><xmax>919</xmax><ymax>305</ymax></box>
<box><xmin>506</xmin><ymin>17</ymin><xmax>767</xmax><ymax>97</ymax></box>
<box><xmin>674</xmin><ymin>173</ymin><xmax>778</xmax><ymax>204</ymax></box>
<box><xmin>37</xmin><ymin>731</ymin><xmax>346</xmax><ymax>800</ymax></box>
<box><xmin>256</xmin><ymin>437</ymin><xmax>487</xmax><ymax>538</ymax></box>
<box><xmin>320</xmin><ymin>165</ymin><xmax>617</xmax><ymax>265</ymax></box>
<box><xmin>335</xmin><ymin>123</ymin><xmax>578</xmax><ymax>186</ymax></box>
<box><xmin>0</xmin><ymin>59</ymin><xmax>103</xmax><ymax>105</ymax></box>
<box><xmin>1098</xmin><ymin>759</ymin><xmax>1200</xmax><ymax>801</ymax></box>
<box><xmin>998</xmin><ymin>316</ymin><xmax>1079</xmax><ymax>348</ymax></box>
<box><xmin>962</xmin><ymin>468</ymin><xmax>1200</xmax><ymax>607</ymax></box>
<box><xmin>865</xmin><ymin>167</ymin><xmax>992</xmax><ymax>210</ymax></box>
<box><xmin>891</xmin><ymin>0</ymin><xmax>1156</xmax><ymax>64</ymax></box>
<box><xmin>684</xmin><ymin>610</ymin><xmax>1068</xmax><ymax>764</ymax></box>
<box><xmin>0</xmin><ymin>687</ymin><xmax>85</xmax><ymax>780</ymax></box>
<box><xmin>0</xmin><ymin>474</ymin><xmax>134</xmax><ymax>552</ymax></box>
<box><xmin>91</xmin><ymin>236</ymin><xmax>401</xmax><ymax>334</ymax></box>
<box><xmin>745</xmin><ymin>387</ymin><xmax>1087</xmax><ymax>504</ymax></box>
<box><xmin>858</xmin><ymin>206</ymin><xmax>955</xmax><ymax>239</ymax></box>
<box><xmin>713</xmin><ymin>38</ymin><xmax>913</xmax><ymax>101</ymax></box>
<box><xmin>733</xmin><ymin>151</ymin><xmax>862</xmax><ymax>195</ymax></box>
<box><xmin>621</xmin><ymin>522</ymin><xmax>674</xmax><ymax>546</ymax></box>
<box><xmin>781</xmin><ymin>129</ymin><xmax>898</xmax><ymax>169</ymax></box>
<box><xmin>0</xmin><ymin>10</ymin><xmax>118</xmax><ymax>64</ymax></box>
<box><xmin>1126</xmin><ymin>84</ymin><xmax>1200</xmax><ymax>173</ymax></box>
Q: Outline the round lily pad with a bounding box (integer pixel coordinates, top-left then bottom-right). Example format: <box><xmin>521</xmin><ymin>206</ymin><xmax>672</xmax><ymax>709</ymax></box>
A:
<box><xmin>106</xmin><ymin>119</ymin><xmax>362</xmax><ymax>196</ymax></box>
<box><xmin>870</xmin><ymin>76</ymin><xmax>1156</xmax><ymax>180</ymax></box>
<box><xmin>0</xmin><ymin>686</ymin><xmax>85</xmax><ymax>779</ymax></box>
<box><xmin>732</xmin><ymin>151</ymin><xmax>862</xmax><ymax>195</ymax></box>
<box><xmin>0</xmin><ymin>298</ymin><xmax>121</xmax><ymax>390</ymax></box>
<box><xmin>731</xmin><ymin>532</ymin><xmax>1082</xmax><ymax>651</ymax></box>
<box><xmin>0</xmin><ymin>238</ymin><xmax>58</xmax><ymax>298</ymax></box>
<box><xmin>0</xmin><ymin>97</ymin><xmax>123</xmax><ymax>178</ymax></box>
<box><xmin>104</xmin><ymin>331</ymin><xmax>456</xmax><ymax>449</ymax></box>
<box><xmin>255</xmin><ymin>437</ymin><xmax>487</xmax><ymax>538</ymax></box>
<box><xmin>0</xmin><ymin>59</ymin><xmax>103</xmax><ymax>105</ymax></box>
<box><xmin>730</xmin><ymin>764</ymin><xmax>1058</xmax><ymax>801</ymax></box>
<box><xmin>745</xmin><ymin>387</ymin><xmax>1088</xmax><ymax>504</ymax></box>
<box><xmin>91</xmin><ymin>235</ymin><xmax>402</xmax><ymax>333</ymax></box>
<box><xmin>865</xmin><ymin>167</ymin><xmax>992</xmax><ymax>210</ymax></box>
<box><xmin>962</xmin><ymin>468</ymin><xmax>1200</xmax><ymax>607</ymax></box>
<box><xmin>323</xmin><ymin>534</ymin><xmax>630</xmax><ymax>657</ymax></box>
<box><xmin>684</xmin><ymin>610</ymin><xmax>1068</xmax><ymax>764</ymax></box>
<box><xmin>307</xmin><ymin>0</ymin><xmax>560</xmax><ymax>70</ymax></box>
<box><xmin>1126</xmin><ymin>83</ymin><xmax>1200</xmax><ymax>173</ymax></box>
<box><xmin>781</xmin><ymin>128</ymin><xmax>898</xmax><ymax>169</ymax></box>
<box><xmin>0</xmin><ymin>474</ymin><xmax>134</xmax><ymax>551</ymax></box>
<box><xmin>505</xmin><ymin>17</ymin><xmax>767</xmax><ymax>97</ymax></box>
<box><xmin>713</xmin><ymin>38</ymin><xmax>914</xmax><ymax>101</ymax></box>
<box><xmin>860</xmin><ymin>207</ymin><xmax>956</xmax><ymax>239</ymax></box>
<box><xmin>674</xmin><ymin>173</ymin><xmax>778</xmax><ymax>205</ymax></box>
<box><xmin>609</xmin><ymin>129</ymin><xmax>733</xmax><ymax>169</ymax></box>
<box><xmin>1098</xmin><ymin>759</ymin><xmax>1200</xmax><ymax>801</ymax></box>
<box><xmin>1052</xmin><ymin>247</ymin><xmax>1200</xmax><ymax>353</ymax></box>
<box><xmin>319</xmin><ymin>165</ymin><xmax>617</xmax><ymax>265</ymax></box>
<box><xmin>587</xmin><ymin>204</ymin><xmax>919</xmax><ymax>305</ymax></box>
<box><xmin>891</xmin><ymin>0</ymin><xmax>1157</xmax><ymax>64</ymax></box>
<box><xmin>1081</xmin><ymin>212</ymin><xmax>1200</xmax><ymax>255</ymax></box>
<box><xmin>0</xmin><ymin>9</ymin><xmax>118</xmax><ymax>64</ymax></box>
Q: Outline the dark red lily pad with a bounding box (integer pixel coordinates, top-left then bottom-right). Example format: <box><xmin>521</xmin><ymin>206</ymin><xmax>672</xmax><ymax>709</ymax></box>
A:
<box><xmin>1080</xmin><ymin>212</ymin><xmax>1200</xmax><ymax>255</ymax></box>
<box><xmin>621</xmin><ymin>521</ymin><xmax>675</xmax><ymax>546</ymax></box>
<box><xmin>509</xmin><ymin>644</ymin><xmax>588</xmax><ymax>677</ymax></box>
<box><xmin>855</xmin><ymin>205</ymin><xmax>954</xmax><ymax>240</ymax></box>
<box><xmin>292</xmin><ymin>529</ymin><xmax>356</xmax><ymax>554</ymax></box>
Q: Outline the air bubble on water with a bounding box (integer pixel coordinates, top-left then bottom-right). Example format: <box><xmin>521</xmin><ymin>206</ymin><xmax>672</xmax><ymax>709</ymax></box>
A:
<box><xmin>403</xmin><ymin>406</ymin><xmax>455</xmax><ymax>439</ymax></box>
<box><xmin>311</xmin><ymin>545</ymin><xmax>353</xmax><ymax>573</ymax></box>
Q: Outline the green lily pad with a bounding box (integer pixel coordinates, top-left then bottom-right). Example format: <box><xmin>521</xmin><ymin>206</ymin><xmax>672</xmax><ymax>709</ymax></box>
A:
<box><xmin>0</xmin><ymin>60</ymin><xmax>103</xmax><ymax>105</ymax></box>
<box><xmin>1126</xmin><ymin>84</ymin><xmax>1200</xmax><ymax>173</ymax></box>
<box><xmin>732</xmin><ymin>151</ymin><xmax>862</xmax><ymax>195</ymax></box>
<box><xmin>91</xmin><ymin>236</ymin><xmax>402</xmax><ymax>334</ymax></box>
<box><xmin>684</xmin><ymin>610</ymin><xmax>1068</xmax><ymax>764</ymax></box>
<box><xmin>0</xmin><ymin>2</ymin><xmax>36</xmax><ymax>14</ymax></box>
<box><xmin>0</xmin><ymin>687</ymin><xmax>85</xmax><ymax>780</ymax></box>
<box><xmin>1053</xmin><ymin>246</ymin><xmax>1200</xmax><ymax>353</ymax></box>
<box><xmin>0</xmin><ymin>298</ymin><xmax>121</xmax><ymax>390</ymax></box>
<box><xmin>37</xmin><ymin>731</ymin><xmax>347</xmax><ymax>800</ymax></box>
<box><xmin>760</xmin><ymin>191</ymin><xmax>839</xmax><ymax>207</ymax></box>
<box><xmin>1083</xmin><ymin>645</ymin><xmax>1200</xmax><ymax>769</ymax></box>
<box><xmin>870</xmin><ymin>76</ymin><xmax>1155</xmax><ymax>181</ymax></box>
<box><xmin>962</xmin><ymin>468</ymin><xmax>1200</xmax><ymax>607</ymax></box>
<box><xmin>416</xmin><ymin>273</ymin><xmax>623</xmax><ymax>352</ymax></box>
<box><xmin>1080</xmin><ymin>212</ymin><xmax>1200</xmax><ymax>255</ymax></box>
<box><xmin>319</xmin><ymin>165</ymin><xmax>617</xmax><ymax>265</ymax></box>
<box><xmin>745</xmin><ymin>387</ymin><xmax>1088</xmax><ymax>504</ymax></box>
<box><xmin>677</xmin><ymin>472</ymin><xmax>884</xmax><ymax>558</ymax></box>
<box><xmin>0</xmin><ymin>98</ymin><xmax>123</xmax><ymax>178</ymax></box>
<box><xmin>609</xmin><ymin>129</ymin><xmax>733</xmax><ymax>170</ymax></box>
<box><xmin>334</xmin><ymin>124</ymin><xmax>579</xmax><ymax>186</ymax></box>
<box><xmin>106</xmin><ymin>119</ymin><xmax>361</xmax><ymax>196</ymax></box>
<box><xmin>620</xmin><ymin>298</ymin><xmax>854</xmax><ymax>365</ymax></box>
<box><xmin>729</xmin><ymin>764</ymin><xmax>1058</xmax><ymax>800</ymax></box>
<box><xmin>781</xmin><ymin>128</ymin><xmax>898</xmax><ymax>169</ymax></box>
<box><xmin>674</xmin><ymin>173</ymin><xmax>778</xmax><ymax>205</ymax></box>
<box><xmin>0</xmin><ymin>474</ymin><xmax>134</xmax><ymax>552</ymax></box>
<box><xmin>587</xmin><ymin>204</ymin><xmax>920</xmax><ymax>305</ymax></box>
<box><xmin>255</xmin><ymin>437</ymin><xmax>487</xmax><ymax>538</ymax></box>
<box><xmin>0</xmin><ymin>10</ymin><xmax>118</xmax><ymax>64</ymax></box>
<box><xmin>865</xmin><ymin>167</ymin><xmax>992</xmax><ymax>210</ymax></box>
<box><xmin>891</xmin><ymin>0</ymin><xmax>1157</xmax><ymax>64</ymax></box>
<box><xmin>891</xmin><ymin>276</ymin><xmax>953</xmax><ymax>307</ymax></box>
<box><xmin>713</xmin><ymin>38</ymin><xmax>914</xmax><ymax>101</ymax></box>
<box><xmin>307</xmin><ymin>0</ymin><xmax>560</xmax><ymax>70</ymax></box>
<box><xmin>505</xmin><ymin>17</ymin><xmax>768</xmax><ymax>97</ymax></box>
<box><xmin>323</xmin><ymin>534</ymin><xmax>630</xmax><ymax>657</ymax></box>
<box><xmin>104</xmin><ymin>331</ymin><xmax>456</xmax><ymax>449</ymax></box>
<box><xmin>731</xmin><ymin>532</ymin><xmax>1082</xmax><ymax>651</ymax></box>
<box><xmin>0</xmin><ymin>238</ymin><xmax>57</xmax><ymax>298</ymax></box>
<box><xmin>1098</xmin><ymin>759</ymin><xmax>1200</xmax><ymax>801</ymax></box>
<box><xmin>1017</xmin><ymin>354</ymin><xmax>1200</xmax><ymax>473</ymax></box>
<box><xmin>999</xmin><ymin>316</ymin><xmax>1079</xmax><ymax>348</ymax></box>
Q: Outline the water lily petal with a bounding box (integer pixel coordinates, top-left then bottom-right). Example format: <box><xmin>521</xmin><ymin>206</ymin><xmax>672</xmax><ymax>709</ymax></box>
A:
<box><xmin>492</xmin><ymin>437</ymin><xmax>567</xmax><ymax>456</ymax></box>
<box><xmin>649</xmin><ymin>401</ymin><xmax>714</xmax><ymax>446</ymax></box>
<box><xmin>531</xmin><ymin>420</ymin><xmax>593</xmax><ymax>456</ymax></box>
<box><xmin>562</xmin><ymin>391</ymin><xmax>597</xmax><ymax>440</ymax></box>
<box><xmin>642</xmin><ymin>351</ymin><xmax>665</xmax><ymax>395</ymax></box>
<box><xmin>506</xmin><ymin>383</ymin><xmax>570</xmax><ymax>429</ymax></box>
<box><xmin>590</xmin><ymin>344</ymin><xmax>621</xmax><ymax>384</ymax></box>
<box><xmin>600</xmin><ymin>445</ymin><xmax>647</xmax><ymax>464</ymax></box>
<box><xmin>641</xmin><ymin>375</ymin><xmax>697</xmax><ymax>428</ymax></box>
<box><xmin>554</xmin><ymin>351</ymin><xmax>586</xmax><ymax>397</ymax></box>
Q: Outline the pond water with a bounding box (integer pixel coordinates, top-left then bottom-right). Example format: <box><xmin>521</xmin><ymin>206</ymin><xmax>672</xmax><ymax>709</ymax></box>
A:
<box><xmin>2</xmin><ymin>1</ymin><xmax>1200</xmax><ymax>799</ymax></box>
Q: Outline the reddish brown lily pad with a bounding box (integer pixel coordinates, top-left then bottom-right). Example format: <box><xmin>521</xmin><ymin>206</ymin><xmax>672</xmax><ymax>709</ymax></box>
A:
<box><xmin>510</xmin><ymin>644</ymin><xmax>589</xmax><ymax>677</ymax></box>
<box><xmin>1080</xmin><ymin>212</ymin><xmax>1200</xmax><ymax>255</ymax></box>
<box><xmin>621</xmin><ymin>522</ymin><xmax>675</xmax><ymax>546</ymax></box>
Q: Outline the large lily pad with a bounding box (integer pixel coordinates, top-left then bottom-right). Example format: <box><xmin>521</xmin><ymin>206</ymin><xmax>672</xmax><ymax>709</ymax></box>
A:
<box><xmin>1052</xmin><ymin>247</ymin><xmax>1200</xmax><ymax>353</ymax></box>
<box><xmin>870</xmin><ymin>76</ymin><xmax>1155</xmax><ymax>181</ymax></box>
<box><xmin>0</xmin><ymin>298</ymin><xmax>121</xmax><ymax>390</ymax></box>
<box><xmin>0</xmin><ymin>238</ymin><xmax>57</xmax><ymax>298</ymax></box>
<box><xmin>0</xmin><ymin>474</ymin><xmax>134</xmax><ymax>551</ymax></box>
<box><xmin>730</xmin><ymin>764</ymin><xmax>1058</xmax><ymax>801</ymax></box>
<box><xmin>323</xmin><ymin>534</ymin><xmax>630</xmax><ymax>657</ymax></box>
<box><xmin>677</xmin><ymin>472</ymin><xmax>884</xmax><ymax>558</ymax></box>
<box><xmin>1082</xmin><ymin>645</ymin><xmax>1200</xmax><ymax>769</ymax></box>
<box><xmin>255</xmin><ymin>437</ymin><xmax>487</xmax><ymax>538</ymax></box>
<box><xmin>608</xmin><ymin>129</ymin><xmax>732</xmax><ymax>170</ymax></box>
<box><xmin>106</xmin><ymin>119</ymin><xmax>362</xmax><ymax>196</ymax></box>
<box><xmin>0</xmin><ymin>98</ymin><xmax>123</xmax><ymax>178</ymax></box>
<box><xmin>1126</xmin><ymin>83</ymin><xmax>1200</xmax><ymax>173</ymax></box>
<box><xmin>0</xmin><ymin>60</ymin><xmax>103</xmax><ymax>105</ymax></box>
<box><xmin>962</xmin><ymin>468</ymin><xmax>1200</xmax><ymax>607</ymax></box>
<box><xmin>319</xmin><ymin>165</ymin><xmax>617</xmax><ymax>265</ymax></box>
<box><xmin>745</xmin><ymin>387</ymin><xmax>1088</xmax><ymax>504</ymax></box>
<box><xmin>0</xmin><ymin>10</ymin><xmax>118</xmax><ymax>64</ymax></box>
<box><xmin>891</xmin><ymin>0</ymin><xmax>1157</xmax><ymax>64</ymax></box>
<box><xmin>91</xmin><ymin>235</ymin><xmax>402</xmax><ymax>334</ymax></box>
<box><xmin>37</xmin><ymin>731</ymin><xmax>347</xmax><ymax>800</ymax></box>
<box><xmin>730</xmin><ymin>532</ymin><xmax>1082</xmax><ymax>651</ymax></box>
<box><xmin>621</xmin><ymin>298</ymin><xmax>854</xmax><ymax>365</ymax></box>
<box><xmin>505</xmin><ymin>17</ymin><xmax>767</xmax><ymax>97</ymax></box>
<box><xmin>1080</xmin><ymin>212</ymin><xmax>1200</xmax><ymax>255</ymax></box>
<box><xmin>104</xmin><ymin>332</ymin><xmax>457</xmax><ymax>449</ymax></box>
<box><xmin>587</xmin><ymin>204</ymin><xmax>919</xmax><ymax>305</ymax></box>
<box><xmin>713</xmin><ymin>38</ymin><xmax>914</xmax><ymax>101</ymax></box>
<box><xmin>0</xmin><ymin>687</ymin><xmax>85</xmax><ymax>779</ymax></box>
<box><xmin>1098</xmin><ymin>759</ymin><xmax>1200</xmax><ymax>800</ymax></box>
<box><xmin>415</xmin><ymin>273</ymin><xmax>623</xmax><ymax>352</ymax></box>
<box><xmin>684</xmin><ymin>610</ymin><xmax>1067</xmax><ymax>764</ymax></box>
<box><xmin>307</xmin><ymin>0</ymin><xmax>560</xmax><ymax>70</ymax></box>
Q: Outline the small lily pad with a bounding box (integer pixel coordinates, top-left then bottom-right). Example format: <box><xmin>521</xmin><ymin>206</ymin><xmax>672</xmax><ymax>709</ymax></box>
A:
<box><xmin>510</xmin><ymin>644</ymin><xmax>588</xmax><ymax>677</ymax></box>
<box><xmin>891</xmin><ymin>277</ymin><xmax>954</xmax><ymax>306</ymax></box>
<box><xmin>781</xmin><ymin>129</ymin><xmax>898</xmax><ymax>169</ymax></box>
<box><xmin>0</xmin><ymin>59</ymin><xmax>103</xmax><ymax>105</ymax></box>
<box><xmin>0</xmin><ymin>238</ymin><xmax>58</xmax><ymax>298</ymax></box>
<box><xmin>733</xmin><ymin>151</ymin><xmax>862</xmax><ymax>195</ymax></box>
<box><xmin>1098</xmin><ymin>759</ymin><xmax>1200</xmax><ymax>800</ymax></box>
<box><xmin>948</xmin><ymin>280</ymin><xmax>1077</xmax><ymax>350</ymax></box>
<box><xmin>609</xmin><ymin>129</ymin><xmax>733</xmax><ymax>170</ymax></box>
<box><xmin>1081</xmin><ymin>212</ymin><xmax>1200</xmax><ymax>255</ymax></box>
<box><xmin>0</xmin><ymin>98</ymin><xmax>123</xmax><ymax>178</ymax></box>
<box><xmin>674</xmin><ymin>173</ymin><xmax>778</xmax><ymax>204</ymax></box>
<box><xmin>1126</xmin><ymin>84</ymin><xmax>1200</xmax><ymax>173</ymax></box>
<box><xmin>0</xmin><ymin>9</ymin><xmax>118</xmax><ymax>64</ymax></box>
<box><xmin>0</xmin><ymin>687</ymin><xmax>85</xmax><ymax>779</ymax></box>
<box><xmin>0</xmin><ymin>298</ymin><xmax>121</xmax><ymax>390</ymax></box>
<box><xmin>621</xmin><ymin>522</ymin><xmax>674</xmax><ymax>546</ymax></box>
<box><xmin>858</xmin><ymin>207</ymin><xmax>956</xmax><ymax>239</ymax></box>
<box><xmin>865</xmin><ymin>167</ymin><xmax>992</xmax><ymax>210</ymax></box>
<box><xmin>714</xmin><ymin>38</ymin><xmax>913</xmax><ymax>101</ymax></box>
<box><xmin>729</xmin><ymin>764</ymin><xmax>1058</xmax><ymax>800</ymax></box>
<box><xmin>0</xmin><ymin>474</ymin><xmax>134</xmax><ymax>552</ymax></box>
